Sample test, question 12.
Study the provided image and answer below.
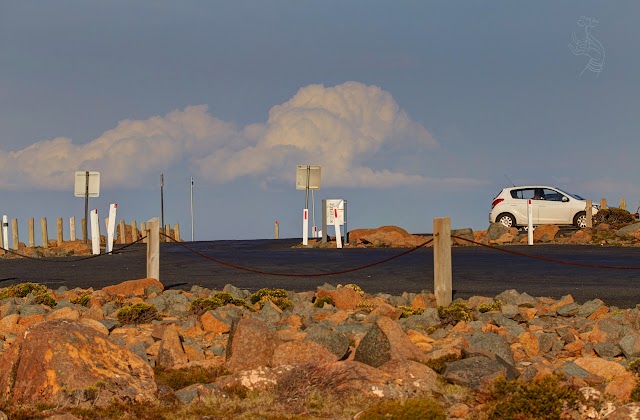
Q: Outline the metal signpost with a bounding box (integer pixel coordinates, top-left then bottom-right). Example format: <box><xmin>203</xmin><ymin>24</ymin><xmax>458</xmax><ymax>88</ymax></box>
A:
<box><xmin>74</xmin><ymin>171</ymin><xmax>100</xmax><ymax>244</ymax></box>
<box><xmin>296</xmin><ymin>165</ymin><xmax>321</xmax><ymax>245</ymax></box>
<box><xmin>322</xmin><ymin>199</ymin><xmax>346</xmax><ymax>245</ymax></box>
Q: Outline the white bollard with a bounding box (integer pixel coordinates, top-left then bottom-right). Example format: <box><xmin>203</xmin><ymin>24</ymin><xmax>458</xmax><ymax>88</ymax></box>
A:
<box><xmin>334</xmin><ymin>208</ymin><xmax>342</xmax><ymax>248</ymax></box>
<box><xmin>302</xmin><ymin>208</ymin><xmax>309</xmax><ymax>246</ymax></box>
<box><xmin>90</xmin><ymin>209</ymin><xmax>100</xmax><ymax>255</ymax></box>
<box><xmin>2</xmin><ymin>215</ymin><xmax>8</xmax><ymax>250</ymax></box>
<box><xmin>70</xmin><ymin>216</ymin><xmax>76</xmax><ymax>242</ymax></box>
<box><xmin>527</xmin><ymin>199</ymin><xmax>534</xmax><ymax>245</ymax></box>
<box><xmin>106</xmin><ymin>203</ymin><xmax>117</xmax><ymax>253</ymax></box>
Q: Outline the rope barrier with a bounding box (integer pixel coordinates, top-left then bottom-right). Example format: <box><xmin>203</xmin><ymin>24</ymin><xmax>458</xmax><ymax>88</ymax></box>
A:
<box><xmin>0</xmin><ymin>235</ymin><xmax>148</xmax><ymax>263</ymax></box>
<box><xmin>451</xmin><ymin>235</ymin><xmax>640</xmax><ymax>270</ymax></box>
<box><xmin>159</xmin><ymin>232</ymin><xmax>434</xmax><ymax>277</ymax></box>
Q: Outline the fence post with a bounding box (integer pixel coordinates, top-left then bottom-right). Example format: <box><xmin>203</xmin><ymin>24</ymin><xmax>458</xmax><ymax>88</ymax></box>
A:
<box><xmin>620</xmin><ymin>198</ymin><xmax>626</xmax><ymax>211</ymax></box>
<box><xmin>174</xmin><ymin>224</ymin><xmax>181</xmax><ymax>242</ymax></box>
<box><xmin>28</xmin><ymin>218</ymin><xmax>35</xmax><ymax>247</ymax></box>
<box><xmin>586</xmin><ymin>200</ymin><xmax>593</xmax><ymax>228</ymax></box>
<box><xmin>131</xmin><ymin>221</ymin><xmax>138</xmax><ymax>242</ymax></box>
<box><xmin>433</xmin><ymin>217</ymin><xmax>452</xmax><ymax>307</ymax></box>
<box><xmin>11</xmin><ymin>218</ymin><xmax>19</xmax><ymax>250</ymax></box>
<box><xmin>81</xmin><ymin>218</ymin><xmax>87</xmax><ymax>243</ymax></box>
<box><xmin>41</xmin><ymin>218</ymin><xmax>49</xmax><ymax>248</ymax></box>
<box><xmin>140</xmin><ymin>222</ymin><xmax>147</xmax><ymax>243</ymax></box>
<box><xmin>70</xmin><ymin>217</ymin><xmax>76</xmax><ymax>241</ymax></box>
<box><xmin>164</xmin><ymin>224</ymin><xmax>171</xmax><ymax>242</ymax></box>
<box><xmin>118</xmin><ymin>220</ymin><xmax>126</xmax><ymax>244</ymax></box>
<box><xmin>600</xmin><ymin>198</ymin><xmax>607</xmax><ymax>210</ymax></box>
<box><xmin>57</xmin><ymin>218</ymin><xmax>63</xmax><ymax>245</ymax></box>
<box><xmin>275</xmin><ymin>220</ymin><xmax>279</xmax><ymax>239</ymax></box>
<box><xmin>147</xmin><ymin>217</ymin><xmax>160</xmax><ymax>280</ymax></box>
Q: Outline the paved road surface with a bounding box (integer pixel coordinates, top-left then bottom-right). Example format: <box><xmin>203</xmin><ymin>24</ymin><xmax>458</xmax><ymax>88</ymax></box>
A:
<box><xmin>1</xmin><ymin>240</ymin><xmax>640</xmax><ymax>308</ymax></box>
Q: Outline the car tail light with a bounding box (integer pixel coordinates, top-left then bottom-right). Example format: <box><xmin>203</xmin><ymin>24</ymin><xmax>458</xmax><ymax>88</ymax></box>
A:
<box><xmin>491</xmin><ymin>198</ymin><xmax>504</xmax><ymax>209</ymax></box>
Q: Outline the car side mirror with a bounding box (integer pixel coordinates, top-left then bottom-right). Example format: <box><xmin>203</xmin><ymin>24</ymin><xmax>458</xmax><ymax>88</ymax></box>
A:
<box><xmin>562</xmin><ymin>196</ymin><xmax>569</xmax><ymax>202</ymax></box>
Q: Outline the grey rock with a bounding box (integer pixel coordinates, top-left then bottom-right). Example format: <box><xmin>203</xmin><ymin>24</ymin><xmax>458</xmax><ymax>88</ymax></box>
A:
<box><xmin>452</xmin><ymin>228</ymin><xmax>474</xmax><ymax>244</ymax></box>
<box><xmin>465</xmin><ymin>332</ymin><xmax>515</xmax><ymax>367</ymax></box>
<box><xmin>486</xmin><ymin>223</ymin><xmax>510</xmax><ymax>241</ymax></box>
<box><xmin>18</xmin><ymin>304</ymin><xmax>47</xmax><ymax>317</ymax></box>
<box><xmin>444</xmin><ymin>356</ymin><xmax>509</xmax><ymax>390</ymax></box>
<box><xmin>54</xmin><ymin>299</ymin><xmax>75</xmax><ymax>309</ymax></box>
<box><xmin>147</xmin><ymin>295</ymin><xmax>167</xmax><ymax>312</ymax></box>
<box><xmin>305</xmin><ymin>325</ymin><xmax>350</xmax><ymax>359</ymax></box>
<box><xmin>254</xmin><ymin>301</ymin><xmax>283</xmax><ymax>329</ymax></box>
<box><xmin>616</xmin><ymin>222</ymin><xmax>640</xmax><ymax>238</ymax></box>
<box><xmin>495</xmin><ymin>290</ymin><xmax>537</xmax><ymax>307</ymax></box>
<box><xmin>99</xmin><ymin>319</ymin><xmax>120</xmax><ymax>331</ymax></box>
<box><xmin>557</xmin><ymin>303</ymin><xmax>580</xmax><ymax>317</ymax></box>
<box><xmin>128</xmin><ymin>341</ymin><xmax>150</xmax><ymax>364</ymax></box>
<box><xmin>594</xmin><ymin>342</ymin><xmax>623</xmax><ymax>359</ymax></box>
<box><xmin>397</xmin><ymin>308</ymin><xmax>440</xmax><ymax>332</ymax></box>
<box><xmin>353</xmin><ymin>322</ymin><xmax>392</xmax><ymax>367</ymax></box>
<box><xmin>500</xmin><ymin>303</ymin><xmax>520</xmax><ymax>319</ymax></box>
<box><xmin>619</xmin><ymin>333</ymin><xmax>640</xmax><ymax>358</ymax></box>
<box><xmin>223</xmin><ymin>284</ymin><xmax>250</xmax><ymax>299</ymax></box>
<box><xmin>211</xmin><ymin>346</ymin><xmax>225</xmax><ymax>356</ymax></box>
<box><xmin>561</xmin><ymin>361</ymin><xmax>591</xmax><ymax>379</ymax></box>
<box><xmin>577</xmin><ymin>299</ymin><xmax>605</xmax><ymax>318</ymax></box>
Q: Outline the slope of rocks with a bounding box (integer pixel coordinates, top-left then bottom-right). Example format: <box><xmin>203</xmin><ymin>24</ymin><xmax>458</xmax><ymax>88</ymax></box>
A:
<box><xmin>2</xmin><ymin>278</ymin><xmax>640</xmax><ymax>418</ymax></box>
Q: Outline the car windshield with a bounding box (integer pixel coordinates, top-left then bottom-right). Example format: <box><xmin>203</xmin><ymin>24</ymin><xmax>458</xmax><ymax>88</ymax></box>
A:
<box><xmin>556</xmin><ymin>188</ymin><xmax>585</xmax><ymax>200</ymax></box>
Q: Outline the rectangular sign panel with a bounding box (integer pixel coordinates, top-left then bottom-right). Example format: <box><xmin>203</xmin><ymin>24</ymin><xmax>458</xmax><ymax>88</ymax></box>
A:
<box><xmin>295</xmin><ymin>165</ymin><xmax>321</xmax><ymax>190</ymax></box>
<box><xmin>325</xmin><ymin>199</ymin><xmax>344</xmax><ymax>225</ymax></box>
<box><xmin>74</xmin><ymin>171</ymin><xmax>100</xmax><ymax>197</ymax></box>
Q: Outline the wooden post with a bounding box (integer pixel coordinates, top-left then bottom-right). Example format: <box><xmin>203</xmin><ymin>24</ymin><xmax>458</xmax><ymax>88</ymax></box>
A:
<box><xmin>164</xmin><ymin>224</ymin><xmax>171</xmax><ymax>242</ymax></box>
<box><xmin>28</xmin><ymin>218</ymin><xmax>35</xmax><ymax>247</ymax></box>
<box><xmin>600</xmin><ymin>198</ymin><xmax>607</xmax><ymax>210</ymax></box>
<box><xmin>174</xmin><ymin>224</ymin><xmax>180</xmax><ymax>242</ymax></box>
<box><xmin>433</xmin><ymin>217</ymin><xmax>452</xmax><ymax>307</ymax></box>
<box><xmin>70</xmin><ymin>217</ymin><xmax>76</xmax><ymax>241</ymax></box>
<box><xmin>275</xmin><ymin>220</ymin><xmax>279</xmax><ymax>239</ymax></box>
<box><xmin>140</xmin><ymin>222</ymin><xmax>147</xmax><ymax>243</ymax></box>
<box><xmin>11</xmin><ymin>219</ymin><xmax>19</xmax><ymax>250</ymax></box>
<box><xmin>41</xmin><ymin>218</ymin><xmax>48</xmax><ymax>248</ymax></box>
<box><xmin>147</xmin><ymin>217</ymin><xmax>160</xmax><ymax>281</ymax></box>
<box><xmin>586</xmin><ymin>199</ymin><xmax>593</xmax><ymax>228</ymax></box>
<box><xmin>131</xmin><ymin>221</ymin><xmax>138</xmax><ymax>242</ymax></box>
<box><xmin>620</xmin><ymin>198</ymin><xmax>626</xmax><ymax>211</ymax></box>
<box><xmin>57</xmin><ymin>218</ymin><xmax>63</xmax><ymax>245</ymax></box>
<box><xmin>118</xmin><ymin>220</ymin><xmax>126</xmax><ymax>244</ymax></box>
<box><xmin>81</xmin><ymin>218</ymin><xmax>87</xmax><ymax>242</ymax></box>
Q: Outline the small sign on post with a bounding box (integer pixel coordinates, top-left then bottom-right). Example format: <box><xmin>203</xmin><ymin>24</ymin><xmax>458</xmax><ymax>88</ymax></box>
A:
<box><xmin>74</xmin><ymin>171</ymin><xmax>100</xmax><ymax>245</ymax></box>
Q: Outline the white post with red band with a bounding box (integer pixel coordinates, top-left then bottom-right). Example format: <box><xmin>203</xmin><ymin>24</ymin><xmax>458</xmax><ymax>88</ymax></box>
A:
<box><xmin>90</xmin><ymin>209</ymin><xmax>100</xmax><ymax>255</ymax></box>
<box><xmin>302</xmin><ymin>208</ymin><xmax>309</xmax><ymax>246</ymax></box>
<box><xmin>106</xmin><ymin>203</ymin><xmax>117</xmax><ymax>253</ymax></box>
<box><xmin>334</xmin><ymin>208</ymin><xmax>342</xmax><ymax>248</ymax></box>
<box><xmin>527</xmin><ymin>199</ymin><xmax>533</xmax><ymax>245</ymax></box>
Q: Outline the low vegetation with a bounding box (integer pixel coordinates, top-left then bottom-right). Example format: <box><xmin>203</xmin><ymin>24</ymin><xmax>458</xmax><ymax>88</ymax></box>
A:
<box><xmin>189</xmin><ymin>292</ymin><xmax>248</xmax><ymax>315</ymax></box>
<box><xmin>437</xmin><ymin>302</ymin><xmax>473</xmax><ymax>325</ymax></box>
<box><xmin>249</xmin><ymin>288</ymin><xmax>292</xmax><ymax>310</ymax></box>
<box><xmin>116</xmin><ymin>303</ymin><xmax>160</xmax><ymax>325</ymax></box>
<box><xmin>358</xmin><ymin>398</ymin><xmax>446</xmax><ymax>420</ymax></box>
<box><xmin>593</xmin><ymin>208</ymin><xmax>635</xmax><ymax>226</ymax></box>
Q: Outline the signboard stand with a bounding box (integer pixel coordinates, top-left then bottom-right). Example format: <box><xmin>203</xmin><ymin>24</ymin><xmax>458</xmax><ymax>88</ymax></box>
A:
<box><xmin>74</xmin><ymin>171</ymin><xmax>100</xmax><ymax>244</ymax></box>
<box><xmin>322</xmin><ymin>199</ymin><xmax>346</xmax><ymax>245</ymax></box>
<box><xmin>296</xmin><ymin>165</ymin><xmax>320</xmax><ymax>245</ymax></box>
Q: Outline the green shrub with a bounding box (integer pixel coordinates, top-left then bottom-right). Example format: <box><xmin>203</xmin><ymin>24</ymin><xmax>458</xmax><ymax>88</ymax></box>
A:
<box><xmin>630</xmin><ymin>382</ymin><xmax>640</xmax><ymax>402</ymax></box>
<box><xmin>70</xmin><ymin>292</ymin><xmax>92</xmax><ymax>307</ymax></box>
<box><xmin>0</xmin><ymin>282</ymin><xmax>48</xmax><ymax>300</ymax></box>
<box><xmin>398</xmin><ymin>306</ymin><xmax>425</xmax><ymax>318</ymax></box>
<box><xmin>486</xmin><ymin>375</ymin><xmax>579</xmax><ymax>420</ymax></box>
<box><xmin>249</xmin><ymin>288</ymin><xmax>292</xmax><ymax>310</ymax></box>
<box><xmin>358</xmin><ymin>398</ymin><xmax>446</xmax><ymax>420</ymax></box>
<box><xmin>116</xmin><ymin>303</ymin><xmax>160</xmax><ymax>325</ymax></box>
<box><xmin>189</xmin><ymin>292</ymin><xmax>247</xmax><ymax>315</ymax></box>
<box><xmin>594</xmin><ymin>208</ymin><xmax>635</xmax><ymax>226</ymax></box>
<box><xmin>34</xmin><ymin>292</ymin><xmax>57</xmax><ymax>308</ymax></box>
<box><xmin>478</xmin><ymin>300</ymin><xmax>502</xmax><ymax>313</ymax></box>
<box><xmin>437</xmin><ymin>302</ymin><xmax>473</xmax><ymax>325</ymax></box>
<box><xmin>314</xmin><ymin>296</ymin><xmax>335</xmax><ymax>308</ymax></box>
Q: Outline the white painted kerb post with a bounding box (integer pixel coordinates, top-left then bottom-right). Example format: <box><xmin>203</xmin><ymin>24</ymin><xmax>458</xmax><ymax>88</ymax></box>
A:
<box><xmin>147</xmin><ymin>217</ymin><xmax>160</xmax><ymax>281</ymax></box>
<box><xmin>433</xmin><ymin>217</ymin><xmax>452</xmax><ymax>306</ymax></box>
<box><xmin>527</xmin><ymin>199</ymin><xmax>533</xmax><ymax>245</ymax></box>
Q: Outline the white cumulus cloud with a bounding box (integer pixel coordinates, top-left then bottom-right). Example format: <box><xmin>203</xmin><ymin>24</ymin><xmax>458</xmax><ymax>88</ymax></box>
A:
<box><xmin>0</xmin><ymin>81</ymin><xmax>479</xmax><ymax>191</ymax></box>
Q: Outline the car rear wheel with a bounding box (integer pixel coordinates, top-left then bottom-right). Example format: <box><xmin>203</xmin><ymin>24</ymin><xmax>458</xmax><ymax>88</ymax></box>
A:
<box><xmin>496</xmin><ymin>213</ymin><xmax>516</xmax><ymax>228</ymax></box>
<box><xmin>574</xmin><ymin>212</ymin><xmax>587</xmax><ymax>228</ymax></box>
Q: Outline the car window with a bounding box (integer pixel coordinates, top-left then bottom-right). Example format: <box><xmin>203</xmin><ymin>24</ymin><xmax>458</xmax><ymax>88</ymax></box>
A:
<box><xmin>542</xmin><ymin>189</ymin><xmax>564</xmax><ymax>202</ymax></box>
<box><xmin>510</xmin><ymin>189</ymin><xmax>536</xmax><ymax>200</ymax></box>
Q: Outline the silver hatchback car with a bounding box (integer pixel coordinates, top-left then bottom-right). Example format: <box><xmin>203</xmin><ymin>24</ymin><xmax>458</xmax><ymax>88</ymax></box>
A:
<box><xmin>489</xmin><ymin>186</ymin><xmax>598</xmax><ymax>229</ymax></box>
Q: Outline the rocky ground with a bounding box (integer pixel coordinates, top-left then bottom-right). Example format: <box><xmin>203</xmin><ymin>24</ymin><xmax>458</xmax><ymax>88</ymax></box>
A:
<box><xmin>2</xmin><ymin>277</ymin><xmax>640</xmax><ymax>419</ymax></box>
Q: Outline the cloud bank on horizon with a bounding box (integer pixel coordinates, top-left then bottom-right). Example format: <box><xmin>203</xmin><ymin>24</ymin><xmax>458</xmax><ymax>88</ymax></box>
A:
<box><xmin>0</xmin><ymin>82</ymin><xmax>483</xmax><ymax>191</ymax></box>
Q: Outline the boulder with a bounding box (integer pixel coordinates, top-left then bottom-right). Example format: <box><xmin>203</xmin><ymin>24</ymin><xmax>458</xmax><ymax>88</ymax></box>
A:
<box><xmin>0</xmin><ymin>319</ymin><xmax>156</xmax><ymax>406</ymax></box>
<box><xmin>616</xmin><ymin>222</ymin><xmax>640</xmax><ymax>238</ymax></box>
<box><xmin>533</xmin><ymin>225</ymin><xmax>559</xmax><ymax>242</ymax></box>
<box><xmin>101</xmin><ymin>278</ymin><xmax>164</xmax><ymax>297</ymax></box>
<box><xmin>348</xmin><ymin>226</ymin><xmax>428</xmax><ymax>248</ymax></box>
<box><xmin>226</xmin><ymin>317</ymin><xmax>277</xmax><ymax>372</ymax></box>
<box><xmin>354</xmin><ymin>316</ymin><xmax>427</xmax><ymax>367</ymax></box>
<box><xmin>157</xmin><ymin>324</ymin><xmax>188</xmax><ymax>369</ymax></box>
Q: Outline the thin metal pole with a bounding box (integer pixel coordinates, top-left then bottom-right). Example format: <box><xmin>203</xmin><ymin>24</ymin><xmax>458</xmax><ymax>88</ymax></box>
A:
<box><xmin>160</xmin><ymin>173</ymin><xmax>165</xmax><ymax>231</ymax></box>
<box><xmin>84</xmin><ymin>171</ymin><xmax>89</xmax><ymax>244</ymax></box>
<box><xmin>190</xmin><ymin>176</ymin><xmax>194</xmax><ymax>242</ymax></box>
<box><xmin>304</xmin><ymin>165</ymin><xmax>310</xmax><ymax>210</ymax></box>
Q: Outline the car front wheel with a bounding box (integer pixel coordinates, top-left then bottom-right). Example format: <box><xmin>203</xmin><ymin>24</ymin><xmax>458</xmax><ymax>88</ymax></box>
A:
<box><xmin>574</xmin><ymin>212</ymin><xmax>588</xmax><ymax>228</ymax></box>
<box><xmin>496</xmin><ymin>213</ymin><xmax>516</xmax><ymax>228</ymax></box>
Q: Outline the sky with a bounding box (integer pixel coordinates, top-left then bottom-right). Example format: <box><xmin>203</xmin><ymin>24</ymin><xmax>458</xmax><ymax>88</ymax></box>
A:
<box><xmin>0</xmin><ymin>1</ymin><xmax>639</xmax><ymax>242</ymax></box>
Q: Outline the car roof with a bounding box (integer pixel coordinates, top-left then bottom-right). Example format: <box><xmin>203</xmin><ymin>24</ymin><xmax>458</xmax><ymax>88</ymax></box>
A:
<box><xmin>503</xmin><ymin>186</ymin><xmax>558</xmax><ymax>190</ymax></box>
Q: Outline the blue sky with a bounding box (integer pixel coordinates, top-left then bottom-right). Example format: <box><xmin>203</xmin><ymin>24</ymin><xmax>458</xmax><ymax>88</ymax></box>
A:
<box><xmin>1</xmin><ymin>1</ymin><xmax>638</xmax><ymax>242</ymax></box>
